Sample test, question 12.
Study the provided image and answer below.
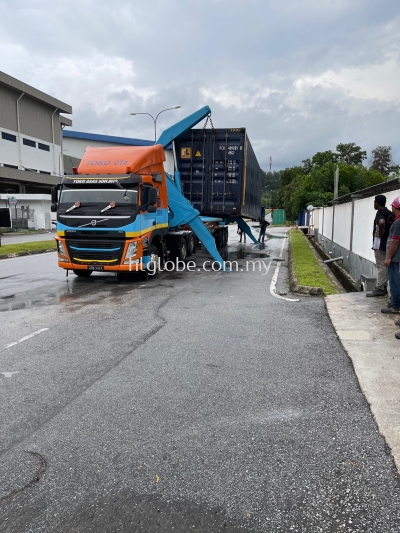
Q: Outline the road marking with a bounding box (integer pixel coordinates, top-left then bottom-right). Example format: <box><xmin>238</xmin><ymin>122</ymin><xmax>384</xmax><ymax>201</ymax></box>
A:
<box><xmin>6</xmin><ymin>328</ymin><xmax>49</xmax><ymax>349</ymax></box>
<box><xmin>270</xmin><ymin>234</ymin><xmax>299</xmax><ymax>302</ymax></box>
<box><xmin>1</xmin><ymin>372</ymin><xmax>19</xmax><ymax>378</ymax></box>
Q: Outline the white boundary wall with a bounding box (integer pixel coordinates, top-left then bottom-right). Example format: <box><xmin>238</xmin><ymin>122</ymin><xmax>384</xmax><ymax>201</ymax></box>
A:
<box><xmin>314</xmin><ymin>187</ymin><xmax>400</xmax><ymax>277</ymax></box>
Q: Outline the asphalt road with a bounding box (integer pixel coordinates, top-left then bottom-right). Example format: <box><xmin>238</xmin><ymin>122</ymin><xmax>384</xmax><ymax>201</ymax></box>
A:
<box><xmin>1</xmin><ymin>226</ymin><xmax>400</xmax><ymax>532</ymax></box>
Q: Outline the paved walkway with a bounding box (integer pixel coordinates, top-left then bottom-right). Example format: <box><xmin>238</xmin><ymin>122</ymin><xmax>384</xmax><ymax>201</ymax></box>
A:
<box><xmin>326</xmin><ymin>292</ymin><xmax>400</xmax><ymax>471</ymax></box>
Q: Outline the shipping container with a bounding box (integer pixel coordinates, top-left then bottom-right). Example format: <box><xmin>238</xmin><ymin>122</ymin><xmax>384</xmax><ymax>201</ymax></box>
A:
<box><xmin>175</xmin><ymin>128</ymin><xmax>262</xmax><ymax>220</ymax></box>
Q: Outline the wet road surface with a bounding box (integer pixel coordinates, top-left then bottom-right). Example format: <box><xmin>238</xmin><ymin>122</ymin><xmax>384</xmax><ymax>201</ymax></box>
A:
<box><xmin>1</xmin><ymin>226</ymin><xmax>400</xmax><ymax>532</ymax></box>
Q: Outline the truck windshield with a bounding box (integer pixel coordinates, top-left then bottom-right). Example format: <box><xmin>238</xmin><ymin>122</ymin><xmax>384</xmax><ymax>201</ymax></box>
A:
<box><xmin>59</xmin><ymin>188</ymin><xmax>138</xmax><ymax>210</ymax></box>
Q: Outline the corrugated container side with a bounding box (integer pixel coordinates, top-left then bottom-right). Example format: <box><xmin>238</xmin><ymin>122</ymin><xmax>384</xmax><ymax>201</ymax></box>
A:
<box><xmin>175</xmin><ymin>128</ymin><xmax>262</xmax><ymax>219</ymax></box>
<box><xmin>272</xmin><ymin>209</ymin><xmax>286</xmax><ymax>225</ymax></box>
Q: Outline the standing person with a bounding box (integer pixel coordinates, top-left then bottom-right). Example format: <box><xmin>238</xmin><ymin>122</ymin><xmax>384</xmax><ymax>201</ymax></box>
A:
<box><xmin>258</xmin><ymin>218</ymin><xmax>270</xmax><ymax>243</ymax></box>
<box><xmin>237</xmin><ymin>226</ymin><xmax>246</xmax><ymax>243</ymax></box>
<box><xmin>381</xmin><ymin>196</ymin><xmax>400</xmax><ymax>319</ymax></box>
<box><xmin>367</xmin><ymin>195</ymin><xmax>394</xmax><ymax>297</ymax></box>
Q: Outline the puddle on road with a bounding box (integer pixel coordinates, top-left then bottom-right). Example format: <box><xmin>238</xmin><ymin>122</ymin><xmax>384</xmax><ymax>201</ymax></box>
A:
<box><xmin>266</xmin><ymin>232</ymin><xmax>286</xmax><ymax>239</ymax></box>
<box><xmin>220</xmin><ymin>245</ymin><xmax>270</xmax><ymax>261</ymax></box>
<box><xmin>0</xmin><ymin>273</ymin><xmax>148</xmax><ymax>313</ymax></box>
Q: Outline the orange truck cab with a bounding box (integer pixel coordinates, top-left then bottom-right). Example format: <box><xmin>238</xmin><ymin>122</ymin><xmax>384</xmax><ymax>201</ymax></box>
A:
<box><xmin>53</xmin><ymin>144</ymin><xmax>194</xmax><ymax>277</ymax></box>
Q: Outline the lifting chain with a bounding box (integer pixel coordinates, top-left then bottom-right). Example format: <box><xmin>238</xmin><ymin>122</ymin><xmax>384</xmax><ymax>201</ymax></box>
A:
<box><xmin>180</xmin><ymin>114</ymin><xmax>210</xmax><ymax>195</ymax></box>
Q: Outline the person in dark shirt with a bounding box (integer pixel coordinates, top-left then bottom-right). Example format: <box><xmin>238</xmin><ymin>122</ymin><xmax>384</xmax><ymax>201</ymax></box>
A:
<box><xmin>237</xmin><ymin>226</ymin><xmax>246</xmax><ymax>243</ymax></box>
<box><xmin>381</xmin><ymin>197</ymin><xmax>400</xmax><ymax>332</ymax></box>
<box><xmin>366</xmin><ymin>195</ymin><xmax>393</xmax><ymax>297</ymax></box>
<box><xmin>258</xmin><ymin>218</ymin><xmax>270</xmax><ymax>243</ymax></box>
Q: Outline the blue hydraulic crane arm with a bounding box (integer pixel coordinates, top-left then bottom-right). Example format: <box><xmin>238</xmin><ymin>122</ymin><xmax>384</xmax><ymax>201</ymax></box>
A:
<box><xmin>165</xmin><ymin>172</ymin><xmax>227</xmax><ymax>271</ymax></box>
<box><xmin>157</xmin><ymin>106</ymin><xmax>227</xmax><ymax>270</ymax></box>
<box><xmin>156</xmin><ymin>106</ymin><xmax>211</xmax><ymax>149</ymax></box>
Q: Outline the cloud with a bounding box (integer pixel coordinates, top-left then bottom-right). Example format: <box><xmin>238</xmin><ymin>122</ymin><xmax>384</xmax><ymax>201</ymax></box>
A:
<box><xmin>1</xmin><ymin>0</ymin><xmax>400</xmax><ymax>170</ymax></box>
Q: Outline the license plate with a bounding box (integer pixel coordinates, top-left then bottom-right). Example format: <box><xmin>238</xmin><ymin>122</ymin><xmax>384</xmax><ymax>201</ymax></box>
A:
<box><xmin>88</xmin><ymin>265</ymin><xmax>104</xmax><ymax>271</ymax></box>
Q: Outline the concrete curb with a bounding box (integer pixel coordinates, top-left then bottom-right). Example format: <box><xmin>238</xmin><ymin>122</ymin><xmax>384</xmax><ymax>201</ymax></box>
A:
<box><xmin>310</xmin><ymin>239</ymin><xmax>360</xmax><ymax>292</ymax></box>
<box><xmin>0</xmin><ymin>249</ymin><xmax>56</xmax><ymax>260</ymax></box>
<box><xmin>288</xmin><ymin>241</ymin><xmax>324</xmax><ymax>296</ymax></box>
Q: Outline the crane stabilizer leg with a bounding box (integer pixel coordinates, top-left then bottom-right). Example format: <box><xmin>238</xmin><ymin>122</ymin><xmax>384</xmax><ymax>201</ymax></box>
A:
<box><xmin>165</xmin><ymin>172</ymin><xmax>227</xmax><ymax>271</ymax></box>
<box><xmin>187</xmin><ymin>217</ymin><xmax>227</xmax><ymax>272</ymax></box>
<box><xmin>235</xmin><ymin>217</ymin><xmax>258</xmax><ymax>244</ymax></box>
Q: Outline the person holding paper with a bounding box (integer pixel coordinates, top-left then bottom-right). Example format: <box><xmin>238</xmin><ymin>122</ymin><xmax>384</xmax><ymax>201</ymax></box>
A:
<box><xmin>366</xmin><ymin>195</ymin><xmax>394</xmax><ymax>297</ymax></box>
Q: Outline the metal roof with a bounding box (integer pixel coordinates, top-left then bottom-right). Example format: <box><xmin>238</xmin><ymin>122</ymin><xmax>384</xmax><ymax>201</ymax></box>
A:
<box><xmin>63</xmin><ymin>130</ymin><xmax>153</xmax><ymax>146</ymax></box>
<box><xmin>0</xmin><ymin>71</ymin><xmax>72</xmax><ymax>114</ymax></box>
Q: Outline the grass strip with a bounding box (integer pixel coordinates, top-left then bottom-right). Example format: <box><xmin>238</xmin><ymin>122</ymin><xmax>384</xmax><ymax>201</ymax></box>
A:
<box><xmin>290</xmin><ymin>228</ymin><xmax>337</xmax><ymax>295</ymax></box>
<box><xmin>0</xmin><ymin>240</ymin><xmax>56</xmax><ymax>256</ymax></box>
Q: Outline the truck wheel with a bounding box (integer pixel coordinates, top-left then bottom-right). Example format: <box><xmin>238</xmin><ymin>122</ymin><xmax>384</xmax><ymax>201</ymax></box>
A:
<box><xmin>215</xmin><ymin>231</ymin><xmax>221</xmax><ymax>249</ymax></box>
<box><xmin>221</xmin><ymin>229</ymin><xmax>226</xmax><ymax>247</ymax></box>
<box><xmin>73</xmin><ymin>269</ymin><xmax>93</xmax><ymax>277</ymax></box>
<box><xmin>147</xmin><ymin>245</ymin><xmax>160</xmax><ymax>278</ymax></box>
<box><xmin>187</xmin><ymin>234</ymin><xmax>195</xmax><ymax>257</ymax></box>
<box><xmin>178</xmin><ymin>238</ymin><xmax>188</xmax><ymax>261</ymax></box>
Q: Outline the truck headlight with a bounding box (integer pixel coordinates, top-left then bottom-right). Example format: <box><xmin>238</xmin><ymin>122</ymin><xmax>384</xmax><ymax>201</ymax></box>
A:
<box><xmin>57</xmin><ymin>240</ymin><xmax>67</xmax><ymax>256</ymax></box>
<box><xmin>125</xmin><ymin>241</ymin><xmax>138</xmax><ymax>259</ymax></box>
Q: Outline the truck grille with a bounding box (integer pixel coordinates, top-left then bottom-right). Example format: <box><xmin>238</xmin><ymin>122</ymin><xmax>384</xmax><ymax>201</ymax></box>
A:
<box><xmin>66</xmin><ymin>240</ymin><xmax>124</xmax><ymax>265</ymax></box>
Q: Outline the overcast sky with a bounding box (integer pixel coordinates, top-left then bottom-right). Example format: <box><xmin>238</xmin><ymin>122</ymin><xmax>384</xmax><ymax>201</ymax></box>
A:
<box><xmin>1</xmin><ymin>0</ymin><xmax>399</xmax><ymax>171</ymax></box>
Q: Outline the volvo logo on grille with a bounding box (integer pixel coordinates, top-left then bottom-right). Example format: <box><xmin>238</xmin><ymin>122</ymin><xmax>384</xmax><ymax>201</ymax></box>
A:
<box><xmin>91</xmin><ymin>220</ymin><xmax>97</xmax><ymax>226</ymax></box>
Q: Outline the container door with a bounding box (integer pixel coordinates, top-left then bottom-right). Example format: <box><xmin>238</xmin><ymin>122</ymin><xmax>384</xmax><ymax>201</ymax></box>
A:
<box><xmin>209</xmin><ymin>130</ymin><xmax>244</xmax><ymax>215</ymax></box>
<box><xmin>178</xmin><ymin>136</ymin><xmax>207</xmax><ymax>212</ymax></box>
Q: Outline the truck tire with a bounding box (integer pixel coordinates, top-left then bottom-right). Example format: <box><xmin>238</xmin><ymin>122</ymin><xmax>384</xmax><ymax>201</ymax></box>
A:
<box><xmin>178</xmin><ymin>238</ymin><xmax>188</xmax><ymax>261</ymax></box>
<box><xmin>169</xmin><ymin>236</ymin><xmax>188</xmax><ymax>262</ymax></box>
<box><xmin>215</xmin><ymin>231</ymin><xmax>221</xmax><ymax>249</ymax></box>
<box><xmin>146</xmin><ymin>245</ymin><xmax>160</xmax><ymax>278</ymax></box>
<box><xmin>221</xmin><ymin>228</ymin><xmax>226</xmax><ymax>247</ymax></box>
<box><xmin>73</xmin><ymin>269</ymin><xmax>93</xmax><ymax>277</ymax></box>
<box><xmin>187</xmin><ymin>234</ymin><xmax>195</xmax><ymax>257</ymax></box>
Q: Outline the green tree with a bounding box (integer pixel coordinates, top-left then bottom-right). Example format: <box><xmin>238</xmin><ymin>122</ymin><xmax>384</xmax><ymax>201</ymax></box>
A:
<box><xmin>274</xmin><ymin>143</ymin><xmax>386</xmax><ymax>219</ymax></box>
<box><xmin>370</xmin><ymin>146</ymin><xmax>394</xmax><ymax>176</ymax></box>
<box><xmin>336</xmin><ymin>142</ymin><xmax>367</xmax><ymax>165</ymax></box>
<box><xmin>279</xmin><ymin>166</ymin><xmax>304</xmax><ymax>187</ymax></box>
<box><xmin>261</xmin><ymin>170</ymin><xmax>280</xmax><ymax>193</ymax></box>
<box><xmin>312</xmin><ymin>150</ymin><xmax>338</xmax><ymax>167</ymax></box>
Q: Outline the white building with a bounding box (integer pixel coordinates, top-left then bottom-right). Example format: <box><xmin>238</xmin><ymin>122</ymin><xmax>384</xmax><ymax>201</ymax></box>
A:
<box><xmin>0</xmin><ymin>71</ymin><xmax>72</xmax><ymax>195</ymax></box>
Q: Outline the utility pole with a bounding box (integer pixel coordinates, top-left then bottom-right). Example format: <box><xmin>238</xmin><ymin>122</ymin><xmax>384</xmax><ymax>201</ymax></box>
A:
<box><xmin>334</xmin><ymin>165</ymin><xmax>339</xmax><ymax>199</ymax></box>
<box><xmin>269</xmin><ymin>156</ymin><xmax>272</xmax><ymax>170</ymax></box>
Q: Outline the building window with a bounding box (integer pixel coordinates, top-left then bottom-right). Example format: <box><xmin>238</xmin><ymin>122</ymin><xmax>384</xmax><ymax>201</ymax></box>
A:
<box><xmin>38</xmin><ymin>143</ymin><xmax>50</xmax><ymax>152</ymax></box>
<box><xmin>3</xmin><ymin>164</ymin><xmax>18</xmax><ymax>169</ymax></box>
<box><xmin>39</xmin><ymin>170</ymin><xmax>51</xmax><ymax>175</ymax></box>
<box><xmin>2</xmin><ymin>132</ymin><xmax>17</xmax><ymax>142</ymax></box>
<box><xmin>25</xmin><ymin>168</ymin><xmax>38</xmax><ymax>172</ymax></box>
<box><xmin>23</xmin><ymin>138</ymin><xmax>36</xmax><ymax>148</ymax></box>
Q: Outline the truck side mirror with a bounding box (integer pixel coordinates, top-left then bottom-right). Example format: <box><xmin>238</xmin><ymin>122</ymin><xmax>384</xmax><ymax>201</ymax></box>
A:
<box><xmin>151</xmin><ymin>173</ymin><xmax>163</xmax><ymax>183</ymax></box>
<box><xmin>148</xmin><ymin>188</ymin><xmax>158</xmax><ymax>205</ymax></box>
<box><xmin>147</xmin><ymin>205</ymin><xmax>157</xmax><ymax>213</ymax></box>
<box><xmin>51</xmin><ymin>186</ymin><xmax>58</xmax><ymax>203</ymax></box>
<box><xmin>51</xmin><ymin>204</ymin><xmax>57</xmax><ymax>212</ymax></box>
